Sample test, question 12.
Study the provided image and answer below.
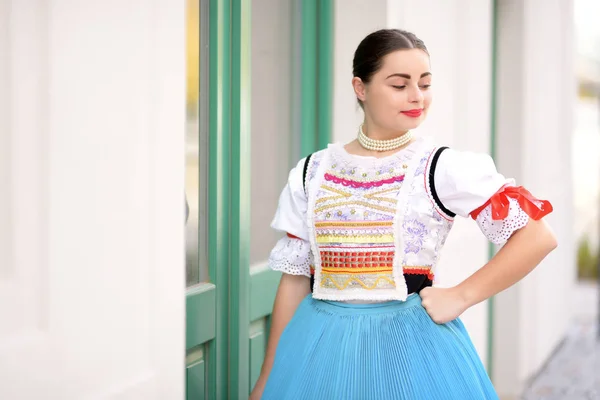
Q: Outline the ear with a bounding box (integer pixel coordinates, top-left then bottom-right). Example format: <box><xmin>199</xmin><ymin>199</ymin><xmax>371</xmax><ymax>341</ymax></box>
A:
<box><xmin>352</xmin><ymin>77</ymin><xmax>367</xmax><ymax>103</ymax></box>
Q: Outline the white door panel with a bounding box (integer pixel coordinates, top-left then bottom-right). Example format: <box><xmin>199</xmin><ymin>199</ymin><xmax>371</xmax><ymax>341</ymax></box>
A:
<box><xmin>0</xmin><ymin>1</ymin><xmax>185</xmax><ymax>398</ymax></box>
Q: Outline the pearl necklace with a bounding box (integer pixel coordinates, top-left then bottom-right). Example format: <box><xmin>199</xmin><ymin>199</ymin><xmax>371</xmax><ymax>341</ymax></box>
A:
<box><xmin>357</xmin><ymin>124</ymin><xmax>413</xmax><ymax>152</ymax></box>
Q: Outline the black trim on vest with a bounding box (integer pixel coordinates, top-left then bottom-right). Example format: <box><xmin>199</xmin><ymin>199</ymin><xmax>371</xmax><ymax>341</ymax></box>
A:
<box><xmin>302</xmin><ymin>153</ymin><xmax>315</xmax><ymax>292</ymax></box>
<box><xmin>428</xmin><ymin>147</ymin><xmax>456</xmax><ymax>218</ymax></box>
<box><xmin>302</xmin><ymin>153</ymin><xmax>313</xmax><ymax>193</ymax></box>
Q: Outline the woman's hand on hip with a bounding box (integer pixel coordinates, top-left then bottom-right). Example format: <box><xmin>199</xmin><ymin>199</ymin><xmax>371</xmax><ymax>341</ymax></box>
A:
<box><xmin>420</xmin><ymin>286</ymin><xmax>469</xmax><ymax>324</ymax></box>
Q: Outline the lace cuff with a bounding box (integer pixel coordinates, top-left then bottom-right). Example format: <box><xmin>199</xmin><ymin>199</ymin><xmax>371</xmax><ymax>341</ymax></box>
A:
<box><xmin>268</xmin><ymin>236</ymin><xmax>313</xmax><ymax>277</ymax></box>
<box><xmin>475</xmin><ymin>197</ymin><xmax>530</xmax><ymax>245</ymax></box>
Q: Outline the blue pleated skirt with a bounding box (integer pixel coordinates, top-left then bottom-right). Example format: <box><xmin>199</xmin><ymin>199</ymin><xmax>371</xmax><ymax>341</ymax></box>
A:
<box><xmin>262</xmin><ymin>293</ymin><xmax>498</xmax><ymax>400</ymax></box>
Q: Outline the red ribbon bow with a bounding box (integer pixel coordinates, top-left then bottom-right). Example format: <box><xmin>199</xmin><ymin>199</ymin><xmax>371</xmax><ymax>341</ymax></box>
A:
<box><xmin>470</xmin><ymin>185</ymin><xmax>553</xmax><ymax>221</ymax></box>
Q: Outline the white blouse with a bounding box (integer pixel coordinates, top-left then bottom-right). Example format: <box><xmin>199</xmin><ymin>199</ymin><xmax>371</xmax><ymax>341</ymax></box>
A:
<box><xmin>268</xmin><ymin>142</ymin><xmax>530</xmax><ymax>277</ymax></box>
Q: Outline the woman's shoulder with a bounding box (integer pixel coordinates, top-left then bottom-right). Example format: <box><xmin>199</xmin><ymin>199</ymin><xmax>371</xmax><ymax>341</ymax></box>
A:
<box><xmin>292</xmin><ymin>147</ymin><xmax>330</xmax><ymax>170</ymax></box>
<box><xmin>429</xmin><ymin>145</ymin><xmax>510</xmax><ymax>218</ymax></box>
<box><xmin>431</xmin><ymin>145</ymin><xmax>500</xmax><ymax>178</ymax></box>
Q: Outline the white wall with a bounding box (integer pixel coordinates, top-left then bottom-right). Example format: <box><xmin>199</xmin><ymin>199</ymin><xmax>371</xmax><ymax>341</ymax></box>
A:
<box><xmin>0</xmin><ymin>1</ymin><xmax>185</xmax><ymax>398</ymax></box>
<box><xmin>332</xmin><ymin>0</ymin><xmax>388</xmax><ymax>144</ymax></box>
<box><xmin>332</xmin><ymin>0</ymin><xmax>494</xmax><ymax>365</ymax></box>
<box><xmin>250</xmin><ymin>0</ymin><xmax>295</xmax><ymax>265</ymax></box>
<box><xmin>493</xmin><ymin>0</ymin><xmax>576</xmax><ymax>397</ymax></box>
<box><xmin>572</xmin><ymin>97</ymin><xmax>600</xmax><ymax>247</ymax></box>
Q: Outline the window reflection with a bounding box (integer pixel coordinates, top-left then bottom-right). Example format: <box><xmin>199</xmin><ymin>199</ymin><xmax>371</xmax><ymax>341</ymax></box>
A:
<box><xmin>250</xmin><ymin>0</ymin><xmax>295</xmax><ymax>265</ymax></box>
<box><xmin>185</xmin><ymin>0</ymin><xmax>208</xmax><ymax>286</ymax></box>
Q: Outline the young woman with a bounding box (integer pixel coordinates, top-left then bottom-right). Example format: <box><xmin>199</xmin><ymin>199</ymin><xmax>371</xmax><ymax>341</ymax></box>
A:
<box><xmin>250</xmin><ymin>29</ymin><xmax>557</xmax><ymax>400</ymax></box>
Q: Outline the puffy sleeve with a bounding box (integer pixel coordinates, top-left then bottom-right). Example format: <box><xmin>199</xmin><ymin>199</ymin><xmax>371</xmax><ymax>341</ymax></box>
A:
<box><xmin>433</xmin><ymin>148</ymin><xmax>553</xmax><ymax>245</ymax></box>
<box><xmin>268</xmin><ymin>158</ymin><xmax>313</xmax><ymax>277</ymax></box>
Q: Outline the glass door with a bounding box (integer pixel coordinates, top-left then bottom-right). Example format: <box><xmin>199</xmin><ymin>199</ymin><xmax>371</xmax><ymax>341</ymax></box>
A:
<box><xmin>184</xmin><ymin>0</ymin><xmax>216</xmax><ymax>399</ymax></box>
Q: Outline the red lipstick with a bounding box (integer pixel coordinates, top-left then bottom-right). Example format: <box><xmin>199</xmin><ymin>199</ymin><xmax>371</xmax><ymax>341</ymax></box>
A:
<box><xmin>401</xmin><ymin>109</ymin><xmax>423</xmax><ymax>118</ymax></box>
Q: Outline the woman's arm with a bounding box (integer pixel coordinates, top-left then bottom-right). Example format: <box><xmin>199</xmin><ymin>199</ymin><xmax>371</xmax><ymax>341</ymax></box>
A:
<box><xmin>421</xmin><ymin>218</ymin><xmax>557</xmax><ymax>324</ymax></box>
<box><xmin>250</xmin><ymin>273</ymin><xmax>311</xmax><ymax>399</ymax></box>
<box><xmin>457</xmin><ymin>218</ymin><xmax>557</xmax><ymax>306</ymax></box>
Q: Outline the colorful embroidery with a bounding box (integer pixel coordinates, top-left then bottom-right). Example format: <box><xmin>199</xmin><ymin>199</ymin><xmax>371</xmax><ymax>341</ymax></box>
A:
<box><xmin>403</xmin><ymin>219</ymin><xmax>428</xmax><ymax>254</ymax></box>
<box><xmin>315</xmin><ymin>201</ymin><xmax>397</xmax><ymax>214</ymax></box>
<box><xmin>321</xmin><ymin>274</ymin><xmax>396</xmax><ymax>290</ymax></box>
<box><xmin>324</xmin><ymin>173</ymin><xmax>405</xmax><ymax>188</ymax></box>
<box><xmin>414</xmin><ymin>156</ymin><xmax>428</xmax><ymax>176</ymax></box>
<box><xmin>319</xmin><ymin>265</ymin><xmax>435</xmax><ymax>290</ymax></box>
<box><xmin>304</xmin><ymin>141</ymin><xmax>453</xmax><ymax>300</ymax></box>
<box><xmin>315</xmin><ymin>221</ymin><xmax>393</xmax><ymax>228</ymax></box>
<box><xmin>313</xmin><ymin>149</ymin><xmax>404</xmax><ymax>293</ymax></box>
<box><xmin>320</xmin><ymin>250</ymin><xmax>395</xmax><ymax>268</ymax></box>
<box><xmin>316</xmin><ymin>235</ymin><xmax>395</xmax><ymax>244</ymax></box>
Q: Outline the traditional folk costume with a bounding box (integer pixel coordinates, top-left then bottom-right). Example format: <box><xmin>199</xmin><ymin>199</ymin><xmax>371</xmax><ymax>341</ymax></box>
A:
<box><xmin>261</xmin><ymin>137</ymin><xmax>552</xmax><ymax>400</ymax></box>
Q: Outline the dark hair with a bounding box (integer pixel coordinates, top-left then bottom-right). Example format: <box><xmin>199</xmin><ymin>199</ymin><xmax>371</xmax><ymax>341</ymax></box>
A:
<box><xmin>353</xmin><ymin>29</ymin><xmax>428</xmax><ymax>84</ymax></box>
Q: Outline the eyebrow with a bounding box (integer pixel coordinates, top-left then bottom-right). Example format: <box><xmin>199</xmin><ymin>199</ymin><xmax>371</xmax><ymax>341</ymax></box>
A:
<box><xmin>386</xmin><ymin>72</ymin><xmax>432</xmax><ymax>79</ymax></box>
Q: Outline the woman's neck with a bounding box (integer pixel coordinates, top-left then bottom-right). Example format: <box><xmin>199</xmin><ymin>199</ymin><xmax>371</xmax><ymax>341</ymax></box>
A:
<box><xmin>362</xmin><ymin>121</ymin><xmax>408</xmax><ymax>141</ymax></box>
<box><xmin>344</xmin><ymin>138</ymin><xmax>416</xmax><ymax>159</ymax></box>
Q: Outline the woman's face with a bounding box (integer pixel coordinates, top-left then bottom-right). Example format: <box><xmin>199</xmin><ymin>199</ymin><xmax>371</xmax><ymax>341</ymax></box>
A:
<box><xmin>353</xmin><ymin>49</ymin><xmax>432</xmax><ymax>133</ymax></box>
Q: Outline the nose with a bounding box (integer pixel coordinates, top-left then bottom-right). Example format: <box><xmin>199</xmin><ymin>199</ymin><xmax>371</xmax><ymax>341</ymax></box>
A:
<box><xmin>408</xmin><ymin>86</ymin><xmax>424</xmax><ymax>104</ymax></box>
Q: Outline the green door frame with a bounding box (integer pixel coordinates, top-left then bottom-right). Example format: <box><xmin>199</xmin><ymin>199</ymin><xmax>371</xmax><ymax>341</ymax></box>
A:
<box><xmin>229</xmin><ymin>0</ymin><xmax>252</xmax><ymax>397</ymax></box>
<box><xmin>185</xmin><ymin>0</ymin><xmax>231</xmax><ymax>399</ymax></box>
<box><xmin>300</xmin><ymin>0</ymin><xmax>334</xmax><ymax>157</ymax></box>
<box><xmin>487</xmin><ymin>0</ymin><xmax>499</xmax><ymax>378</ymax></box>
<box><xmin>185</xmin><ymin>1</ymin><xmax>334</xmax><ymax>399</ymax></box>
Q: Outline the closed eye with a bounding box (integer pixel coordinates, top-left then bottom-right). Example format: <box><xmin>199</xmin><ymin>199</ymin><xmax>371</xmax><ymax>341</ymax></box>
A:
<box><xmin>392</xmin><ymin>85</ymin><xmax>406</xmax><ymax>90</ymax></box>
<box><xmin>420</xmin><ymin>84</ymin><xmax>431</xmax><ymax>89</ymax></box>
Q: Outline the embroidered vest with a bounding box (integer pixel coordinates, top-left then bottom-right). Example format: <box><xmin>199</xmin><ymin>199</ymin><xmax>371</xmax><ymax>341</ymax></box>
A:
<box><xmin>304</xmin><ymin>139</ymin><xmax>454</xmax><ymax>302</ymax></box>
